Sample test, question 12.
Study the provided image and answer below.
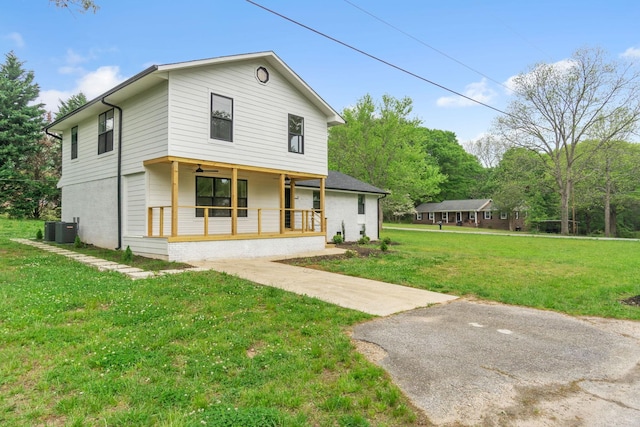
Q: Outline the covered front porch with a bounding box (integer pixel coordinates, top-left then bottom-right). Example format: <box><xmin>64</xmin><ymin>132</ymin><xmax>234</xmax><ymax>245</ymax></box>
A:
<box><xmin>142</xmin><ymin>156</ymin><xmax>327</xmax><ymax>242</ymax></box>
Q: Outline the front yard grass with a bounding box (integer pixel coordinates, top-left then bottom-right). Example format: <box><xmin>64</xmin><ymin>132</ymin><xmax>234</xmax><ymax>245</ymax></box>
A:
<box><xmin>293</xmin><ymin>228</ymin><xmax>640</xmax><ymax>320</ymax></box>
<box><xmin>0</xmin><ymin>218</ymin><xmax>423</xmax><ymax>426</ymax></box>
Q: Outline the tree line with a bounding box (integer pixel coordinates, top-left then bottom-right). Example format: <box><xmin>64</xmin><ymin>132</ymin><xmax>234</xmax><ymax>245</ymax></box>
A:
<box><xmin>2</xmin><ymin>47</ymin><xmax>639</xmax><ymax>237</ymax></box>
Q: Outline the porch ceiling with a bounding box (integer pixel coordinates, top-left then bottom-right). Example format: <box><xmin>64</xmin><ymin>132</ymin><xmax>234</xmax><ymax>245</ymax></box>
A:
<box><xmin>143</xmin><ymin>155</ymin><xmax>326</xmax><ymax>180</ymax></box>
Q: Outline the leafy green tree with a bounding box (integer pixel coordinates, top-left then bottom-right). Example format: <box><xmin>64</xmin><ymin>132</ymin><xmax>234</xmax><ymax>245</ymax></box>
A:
<box><xmin>574</xmin><ymin>140</ymin><xmax>640</xmax><ymax>236</ymax></box>
<box><xmin>328</xmin><ymin>94</ymin><xmax>445</xmax><ymax>219</ymax></box>
<box><xmin>491</xmin><ymin>148</ymin><xmax>558</xmax><ymax>230</ymax></box>
<box><xmin>0</xmin><ymin>51</ymin><xmax>46</xmax><ymax>218</ymax></box>
<box><xmin>494</xmin><ymin>47</ymin><xmax>640</xmax><ymax>234</ymax></box>
<box><xmin>418</xmin><ymin>128</ymin><xmax>485</xmax><ymax>201</ymax></box>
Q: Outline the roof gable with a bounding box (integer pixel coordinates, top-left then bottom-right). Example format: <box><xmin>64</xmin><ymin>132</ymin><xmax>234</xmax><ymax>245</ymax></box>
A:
<box><xmin>46</xmin><ymin>51</ymin><xmax>344</xmax><ymax>132</ymax></box>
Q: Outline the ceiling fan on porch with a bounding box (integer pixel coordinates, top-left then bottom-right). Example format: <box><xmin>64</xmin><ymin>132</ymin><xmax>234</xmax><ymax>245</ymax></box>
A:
<box><xmin>194</xmin><ymin>164</ymin><xmax>219</xmax><ymax>174</ymax></box>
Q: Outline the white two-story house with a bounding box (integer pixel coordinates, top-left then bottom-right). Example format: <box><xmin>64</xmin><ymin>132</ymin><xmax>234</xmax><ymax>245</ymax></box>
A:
<box><xmin>45</xmin><ymin>51</ymin><xmax>385</xmax><ymax>262</ymax></box>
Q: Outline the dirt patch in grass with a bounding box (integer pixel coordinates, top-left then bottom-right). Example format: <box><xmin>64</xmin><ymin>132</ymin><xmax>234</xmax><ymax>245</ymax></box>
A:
<box><xmin>621</xmin><ymin>295</ymin><xmax>640</xmax><ymax>307</ymax></box>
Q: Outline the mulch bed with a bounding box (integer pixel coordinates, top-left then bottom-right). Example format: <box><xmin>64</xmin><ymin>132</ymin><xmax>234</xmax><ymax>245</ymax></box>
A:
<box><xmin>277</xmin><ymin>242</ymin><xmax>386</xmax><ymax>264</ymax></box>
<box><xmin>621</xmin><ymin>295</ymin><xmax>640</xmax><ymax>307</ymax></box>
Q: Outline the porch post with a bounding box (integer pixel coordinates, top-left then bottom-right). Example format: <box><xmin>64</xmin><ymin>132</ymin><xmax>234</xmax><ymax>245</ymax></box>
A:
<box><xmin>290</xmin><ymin>180</ymin><xmax>296</xmax><ymax>230</ymax></box>
<box><xmin>231</xmin><ymin>167</ymin><xmax>238</xmax><ymax>236</ymax></box>
<box><xmin>171</xmin><ymin>160</ymin><xmax>179</xmax><ymax>237</ymax></box>
<box><xmin>320</xmin><ymin>177</ymin><xmax>326</xmax><ymax>233</ymax></box>
<box><xmin>279</xmin><ymin>174</ymin><xmax>285</xmax><ymax>234</ymax></box>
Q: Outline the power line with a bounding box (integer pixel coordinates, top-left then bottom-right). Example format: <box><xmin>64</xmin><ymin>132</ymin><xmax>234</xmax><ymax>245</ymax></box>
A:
<box><xmin>246</xmin><ymin>0</ymin><xmax>511</xmax><ymax>117</ymax></box>
<box><xmin>343</xmin><ymin>0</ymin><xmax>509</xmax><ymax>90</ymax></box>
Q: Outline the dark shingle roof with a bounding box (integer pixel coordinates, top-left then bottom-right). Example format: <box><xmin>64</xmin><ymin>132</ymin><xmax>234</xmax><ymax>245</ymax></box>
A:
<box><xmin>415</xmin><ymin>199</ymin><xmax>492</xmax><ymax>212</ymax></box>
<box><xmin>296</xmin><ymin>171</ymin><xmax>388</xmax><ymax>195</ymax></box>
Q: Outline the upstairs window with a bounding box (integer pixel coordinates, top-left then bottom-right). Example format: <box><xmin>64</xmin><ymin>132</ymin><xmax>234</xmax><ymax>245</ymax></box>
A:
<box><xmin>358</xmin><ymin>194</ymin><xmax>365</xmax><ymax>214</ymax></box>
<box><xmin>71</xmin><ymin>126</ymin><xmax>78</xmax><ymax>159</ymax></box>
<box><xmin>211</xmin><ymin>94</ymin><xmax>233</xmax><ymax>141</ymax></box>
<box><xmin>196</xmin><ymin>176</ymin><xmax>247</xmax><ymax>218</ymax></box>
<box><xmin>98</xmin><ymin>109</ymin><xmax>114</xmax><ymax>154</ymax></box>
<box><xmin>288</xmin><ymin>114</ymin><xmax>304</xmax><ymax>154</ymax></box>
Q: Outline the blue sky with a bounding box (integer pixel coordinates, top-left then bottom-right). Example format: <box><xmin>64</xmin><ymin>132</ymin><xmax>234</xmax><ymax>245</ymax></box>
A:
<box><xmin>2</xmin><ymin>0</ymin><xmax>639</xmax><ymax>143</ymax></box>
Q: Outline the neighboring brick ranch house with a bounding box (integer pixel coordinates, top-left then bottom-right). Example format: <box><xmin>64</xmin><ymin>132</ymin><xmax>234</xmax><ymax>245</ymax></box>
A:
<box><xmin>414</xmin><ymin>199</ymin><xmax>526</xmax><ymax>231</ymax></box>
<box><xmin>45</xmin><ymin>51</ymin><xmax>384</xmax><ymax>262</ymax></box>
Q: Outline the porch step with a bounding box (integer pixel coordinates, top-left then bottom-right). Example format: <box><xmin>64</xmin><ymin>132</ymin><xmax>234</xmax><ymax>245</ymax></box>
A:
<box><xmin>325</xmin><ymin>243</ymin><xmax>336</xmax><ymax>249</ymax></box>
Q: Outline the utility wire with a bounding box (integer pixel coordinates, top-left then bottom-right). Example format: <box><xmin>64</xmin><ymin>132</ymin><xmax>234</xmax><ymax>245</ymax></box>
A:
<box><xmin>246</xmin><ymin>0</ymin><xmax>511</xmax><ymax>117</ymax></box>
<box><xmin>343</xmin><ymin>0</ymin><xmax>509</xmax><ymax>90</ymax></box>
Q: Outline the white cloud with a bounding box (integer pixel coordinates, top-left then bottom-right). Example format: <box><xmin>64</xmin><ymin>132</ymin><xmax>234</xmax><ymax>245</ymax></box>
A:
<box><xmin>621</xmin><ymin>47</ymin><xmax>640</xmax><ymax>60</ymax></box>
<box><xmin>436</xmin><ymin>78</ymin><xmax>496</xmax><ymax>107</ymax></box>
<box><xmin>5</xmin><ymin>32</ymin><xmax>25</xmax><ymax>48</ymax></box>
<box><xmin>38</xmin><ymin>66</ymin><xmax>125</xmax><ymax>114</ymax></box>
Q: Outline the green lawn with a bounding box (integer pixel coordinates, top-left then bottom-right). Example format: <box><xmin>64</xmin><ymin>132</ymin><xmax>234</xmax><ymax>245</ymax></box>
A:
<box><xmin>312</xmin><ymin>227</ymin><xmax>640</xmax><ymax>320</ymax></box>
<box><xmin>0</xmin><ymin>218</ymin><xmax>422</xmax><ymax>426</ymax></box>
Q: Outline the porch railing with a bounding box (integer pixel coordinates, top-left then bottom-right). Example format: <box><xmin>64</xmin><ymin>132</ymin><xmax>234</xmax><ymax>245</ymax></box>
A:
<box><xmin>147</xmin><ymin>206</ymin><xmax>325</xmax><ymax>238</ymax></box>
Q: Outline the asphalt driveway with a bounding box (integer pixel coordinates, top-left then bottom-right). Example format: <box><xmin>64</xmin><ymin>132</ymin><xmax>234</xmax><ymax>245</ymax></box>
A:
<box><xmin>353</xmin><ymin>300</ymin><xmax>640</xmax><ymax>426</ymax></box>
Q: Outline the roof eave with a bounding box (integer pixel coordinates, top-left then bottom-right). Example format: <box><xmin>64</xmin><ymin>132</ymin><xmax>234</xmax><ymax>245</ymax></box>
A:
<box><xmin>45</xmin><ymin>65</ymin><xmax>159</xmax><ymax>133</ymax></box>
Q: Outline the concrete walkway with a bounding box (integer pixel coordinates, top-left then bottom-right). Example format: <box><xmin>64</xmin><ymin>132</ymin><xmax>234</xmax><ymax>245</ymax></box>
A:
<box><xmin>192</xmin><ymin>250</ymin><xmax>457</xmax><ymax>316</ymax></box>
<box><xmin>13</xmin><ymin>239</ymin><xmax>457</xmax><ymax>316</ymax></box>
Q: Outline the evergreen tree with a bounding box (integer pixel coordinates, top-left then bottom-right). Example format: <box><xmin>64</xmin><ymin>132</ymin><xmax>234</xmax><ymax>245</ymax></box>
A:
<box><xmin>0</xmin><ymin>51</ymin><xmax>46</xmax><ymax>218</ymax></box>
<box><xmin>55</xmin><ymin>92</ymin><xmax>88</xmax><ymax>120</ymax></box>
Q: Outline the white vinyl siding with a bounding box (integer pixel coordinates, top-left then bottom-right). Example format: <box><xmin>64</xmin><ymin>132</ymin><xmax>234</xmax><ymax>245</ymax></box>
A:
<box><xmin>124</xmin><ymin>172</ymin><xmax>146</xmax><ymax>236</ymax></box>
<box><xmin>166</xmin><ymin>61</ymin><xmax>327</xmax><ymax>175</ymax></box>
<box><xmin>120</xmin><ymin>82</ymin><xmax>169</xmax><ymax>175</ymax></box>
<box><xmin>58</xmin><ymin>114</ymin><xmax>118</xmax><ymax>188</ymax></box>
<box><xmin>59</xmin><ymin>82</ymin><xmax>168</xmax><ymax>187</ymax></box>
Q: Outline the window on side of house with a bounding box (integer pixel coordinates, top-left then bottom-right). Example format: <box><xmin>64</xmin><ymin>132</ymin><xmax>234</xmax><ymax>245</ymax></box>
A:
<box><xmin>500</xmin><ymin>212</ymin><xmax>508</xmax><ymax>220</ymax></box>
<box><xmin>428</xmin><ymin>212</ymin><xmax>434</xmax><ymax>221</ymax></box>
<box><xmin>288</xmin><ymin>114</ymin><xmax>304</xmax><ymax>154</ymax></box>
<box><xmin>211</xmin><ymin>93</ymin><xmax>233</xmax><ymax>141</ymax></box>
<box><xmin>196</xmin><ymin>177</ymin><xmax>247</xmax><ymax>217</ymax></box>
<box><xmin>484</xmin><ymin>211</ymin><xmax>492</xmax><ymax>220</ymax></box>
<box><xmin>71</xmin><ymin>126</ymin><xmax>78</xmax><ymax>159</ymax></box>
<box><xmin>312</xmin><ymin>191</ymin><xmax>320</xmax><ymax>210</ymax></box>
<box><xmin>416</xmin><ymin>213</ymin><xmax>422</xmax><ymax>220</ymax></box>
<box><xmin>358</xmin><ymin>194</ymin><xmax>365</xmax><ymax>214</ymax></box>
<box><xmin>442</xmin><ymin>212</ymin><xmax>448</xmax><ymax>222</ymax></box>
<box><xmin>515</xmin><ymin>211</ymin><xmax>520</xmax><ymax>220</ymax></box>
<box><xmin>469</xmin><ymin>212</ymin><xmax>476</xmax><ymax>220</ymax></box>
<box><xmin>98</xmin><ymin>109</ymin><xmax>114</xmax><ymax>154</ymax></box>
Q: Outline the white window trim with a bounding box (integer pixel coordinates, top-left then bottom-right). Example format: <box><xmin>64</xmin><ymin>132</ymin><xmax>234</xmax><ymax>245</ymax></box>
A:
<box><xmin>416</xmin><ymin>213</ymin><xmax>422</xmax><ymax>220</ymax></box>
<box><xmin>428</xmin><ymin>212</ymin><xmax>434</xmax><ymax>221</ymax></box>
<box><xmin>484</xmin><ymin>211</ymin><xmax>492</xmax><ymax>220</ymax></box>
<box><xmin>500</xmin><ymin>212</ymin><xmax>508</xmax><ymax>220</ymax></box>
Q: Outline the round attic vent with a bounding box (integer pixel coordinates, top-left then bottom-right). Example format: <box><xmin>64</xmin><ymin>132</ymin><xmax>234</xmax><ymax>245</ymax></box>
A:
<box><xmin>256</xmin><ymin>66</ymin><xmax>269</xmax><ymax>84</ymax></box>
